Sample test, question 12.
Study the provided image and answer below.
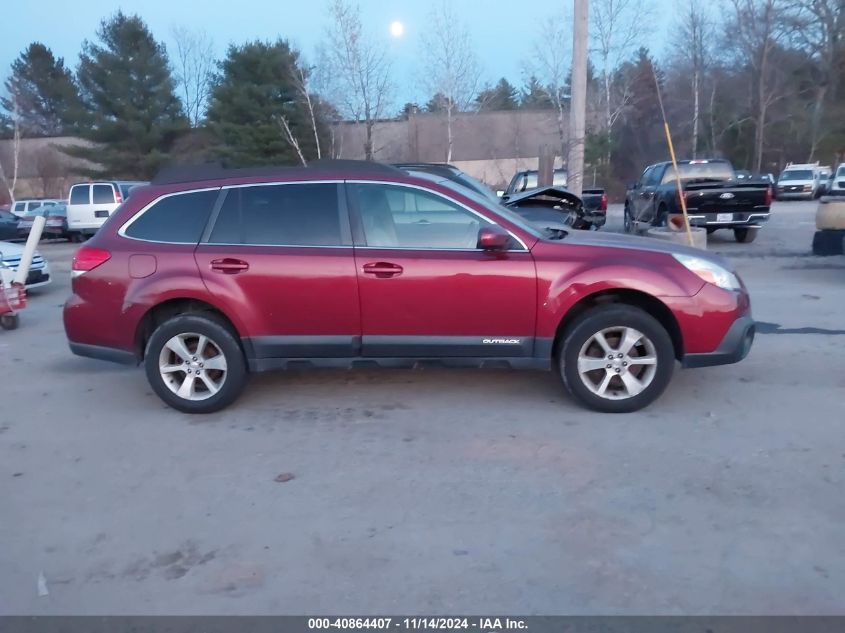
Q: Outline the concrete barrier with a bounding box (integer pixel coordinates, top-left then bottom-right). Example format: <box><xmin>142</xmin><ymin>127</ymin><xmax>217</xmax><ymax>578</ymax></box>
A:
<box><xmin>816</xmin><ymin>197</ymin><xmax>845</xmax><ymax>230</ymax></box>
<box><xmin>645</xmin><ymin>226</ymin><xmax>708</xmax><ymax>250</ymax></box>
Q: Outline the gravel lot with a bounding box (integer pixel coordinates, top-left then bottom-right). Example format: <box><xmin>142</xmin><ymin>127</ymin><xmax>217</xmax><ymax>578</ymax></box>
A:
<box><xmin>2</xmin><ymin>200</ymin><xmax>844</xmax><ymax>614</ymax></box>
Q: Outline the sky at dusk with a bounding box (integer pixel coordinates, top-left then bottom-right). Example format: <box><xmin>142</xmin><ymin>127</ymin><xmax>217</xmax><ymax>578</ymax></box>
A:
<box><xmin>1</xmin><ymin>0</ymin><xmax>673</xmax><ymax>111</ymax></box>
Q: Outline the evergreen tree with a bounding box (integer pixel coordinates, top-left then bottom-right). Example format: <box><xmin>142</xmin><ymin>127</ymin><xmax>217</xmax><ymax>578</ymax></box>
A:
<box><xmin>425</xmin><ymin>92</ymin><xmax>450</xmax><ymax>113</ymax></box>
<box><xmin>206</xmin><ymin>40</ymin><xmax>325</xmax><ymax>167</ymax></box>
<box><xmin>65</xmin><ymin>11</ymin><xmax>188</xmax><ymax>179</ymax></box>
<box><xmin>476</xmin><ymin>78</ymin><xmax>519</xmax><ymax>111</ymax></box>
<box><xmin>519</xmin><ymin>75</ymin><xmax>553</xmax><ymax>109</ymax></box>
<box><xmin>1</xmin><ymin>43</ymin><xmax>85</xmax><ymax>137</ymax></box>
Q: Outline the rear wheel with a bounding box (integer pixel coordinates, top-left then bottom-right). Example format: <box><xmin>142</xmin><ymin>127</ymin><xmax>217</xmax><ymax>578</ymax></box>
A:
<box><xmin>1</xmin><ymin>314</ymin><xmax>19</xmax><ymax>330</ymax></box>
<box><xmin>558</xmin><ymin>305</ymin><xmax>675</xmax><ymax>413</ymax></box>
<box><xmin>734</xmin><ymin>228</ymin><xmax>758</xmax><ymax>243</ymax></box>
<box><xmin>653</xmin><ymin>204</ymin><xmax>668</xmax><ymax>227</ymax></box>
<box><xmin>144</xmin><ymin>314</ymin><xmax>247</xmax><ymax>414</ymax></box>
<box><xmin>623</xmin><ymin>204</ymin><xmax>634</xmax><ymax>233</ymax></box>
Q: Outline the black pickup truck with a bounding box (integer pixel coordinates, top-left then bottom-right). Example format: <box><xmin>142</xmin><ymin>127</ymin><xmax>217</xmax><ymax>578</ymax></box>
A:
<box><xmin>624</xmin><ymin>159</ymin><xmax>772</xmax><ymax>243</ymax></box>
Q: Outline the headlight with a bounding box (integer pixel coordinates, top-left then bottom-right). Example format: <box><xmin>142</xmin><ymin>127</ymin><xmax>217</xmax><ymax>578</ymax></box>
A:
<box><xmin>673</xmin><ymin>254</ymin><xmax>740</xmax><ymax>291</ymax></box>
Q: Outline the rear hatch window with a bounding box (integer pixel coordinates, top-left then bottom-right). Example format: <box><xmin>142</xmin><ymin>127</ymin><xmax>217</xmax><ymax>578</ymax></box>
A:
<box><xmin>69</xmin><ymin>186</ymin><xmax>90</xmax><ymax>204</ymax></box>
<box><xmin>92</xmin><ymin>184</ymin><xmax>116</xmax><ymax>204</ymax></box>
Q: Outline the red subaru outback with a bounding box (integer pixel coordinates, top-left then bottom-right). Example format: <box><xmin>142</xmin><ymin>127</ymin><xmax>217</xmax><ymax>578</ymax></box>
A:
<box><xmin>64</xmin><ymin>162</ymin><xmax>755</xmax><ymax>414</ymax></box>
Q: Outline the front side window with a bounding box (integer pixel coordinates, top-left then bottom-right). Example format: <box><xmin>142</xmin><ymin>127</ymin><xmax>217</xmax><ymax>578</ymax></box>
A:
<box><xmin>69</xmin><ymin>186</ymin><xmax>89</xmax><ymax>205</ymax></box>
<box><xmin>92</xmin><ymin>184</ymin><xmax>116</xmax><ymax>204</ymax></box>
<box><xmin>208</xmin><ymin>183</ymin><xmax>343</xmax><ymax>246</ymax></box>
<box><xmin>350</xmin><ymin>183</ymin><xmax>492</xmax><ymax>249</ymax></box>
<box><xmin>124</xmin><ymin>189</ymin><xmax>218</xmax><ymax>243</ymax></box>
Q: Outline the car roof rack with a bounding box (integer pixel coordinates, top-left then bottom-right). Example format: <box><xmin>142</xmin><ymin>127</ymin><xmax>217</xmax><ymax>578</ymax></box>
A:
<box><xmin>151</xmin><ymin>160</ymin><xmax>403</xmax><ymax>185</ymax></box>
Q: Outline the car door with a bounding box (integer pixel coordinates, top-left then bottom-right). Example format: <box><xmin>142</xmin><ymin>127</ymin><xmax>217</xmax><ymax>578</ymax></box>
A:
<box><xmin>634</xmin><ymin>166</ymin><xmax>661</xmax><ymax>221</ymax></box>
<box><xmin>195</xmin><ymin>181</ymin><xmax>361</xmax><ymax>360</ymax></box>
<box><xmin>347</xmin><ymin>182</ymin><xmax>537</xmax><ymax>359</ymax></box>
<box><xmin>67</xmin><ymin>184</ymin><xmax>91</xmax><ymax>231</ymax></box>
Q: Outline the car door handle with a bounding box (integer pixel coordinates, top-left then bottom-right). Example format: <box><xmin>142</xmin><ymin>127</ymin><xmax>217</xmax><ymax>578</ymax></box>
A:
<box><xmin>362</xmin><ymin>262</ymin><xmax>403</xmax><ymax>278</ymax></box>
<box><xmin>210</xmin><ymin>258</ymin><xmax>249</xmax><ymax>274</ymax></box>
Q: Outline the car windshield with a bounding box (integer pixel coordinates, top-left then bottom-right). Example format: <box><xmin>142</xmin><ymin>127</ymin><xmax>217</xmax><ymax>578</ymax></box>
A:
<box><xmin>780</xmin><ymin>170</ymin><xmax>813</xmax><ymax>181</ymax></box>
<box><xmin>836</xmin><ymin>167</ymin><xmax>845</xmax><ymax>177</ymax></box>
<box><xmin>663</xmin><ymin>162</ymin><xmax>734</xmax><ymax>183</ymax></box>
<box><xmin>435</xmin><ymin>177</ymin><xmax>543</xmax><ymax>239</ymax></box>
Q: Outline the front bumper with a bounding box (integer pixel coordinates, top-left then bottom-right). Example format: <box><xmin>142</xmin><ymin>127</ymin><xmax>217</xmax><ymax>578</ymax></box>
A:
<box><xmin>682</xmin><ymin>316</ymin><xmax>755</xmax><ymax>368</ymax></box>
<box><xmin>776</xmin><ymin>190</ymin><xmax>814</xmax><ymax>200</ymax></box>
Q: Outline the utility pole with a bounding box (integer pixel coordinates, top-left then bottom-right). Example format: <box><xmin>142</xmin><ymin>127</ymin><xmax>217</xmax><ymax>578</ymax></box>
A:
<box><xmin>568</xmin><ymin>0</ymin><xmax>589</xmax><ymax>198</ymax></box>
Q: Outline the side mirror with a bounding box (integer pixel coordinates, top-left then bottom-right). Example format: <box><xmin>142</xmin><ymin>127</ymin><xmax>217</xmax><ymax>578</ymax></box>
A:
<box><xmin>477</xmin><ymin>226</ymin><xmax>510</xmax><ymax>251</ymax></box>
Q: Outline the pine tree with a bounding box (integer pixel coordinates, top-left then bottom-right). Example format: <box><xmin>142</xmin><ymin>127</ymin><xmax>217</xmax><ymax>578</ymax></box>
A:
<box><xmin>65</xmin><ymin>11</ymin><xmax>188</xmax><ymax>179</ymax></box>
<box><xmin>206</xmin><ymin>40</ymin><xmax>325</xmax><ymax>167</ymax></box>
<box><xmin>1</xmin><ymin>43</ymin><xmax>85</xmax><ymax>136</ymax></box>
<box><xmin>476</xmin><ymin>78</ymin><xmax>519</xmax><ymax>111</ymax></box>
<box><xmin>519</xmin><ymin>76</ymin><xmax>553</xmax><ymax>109</ymax></box>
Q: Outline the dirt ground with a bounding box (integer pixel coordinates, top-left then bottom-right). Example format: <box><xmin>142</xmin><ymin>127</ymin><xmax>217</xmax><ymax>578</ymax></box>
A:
<box><xmin>1</xmin><ymin>200</ymin><xmax>844</xmax><ymax>614</ymax></box>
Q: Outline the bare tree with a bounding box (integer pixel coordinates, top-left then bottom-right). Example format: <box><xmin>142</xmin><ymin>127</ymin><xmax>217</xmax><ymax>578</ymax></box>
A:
<box><xmin>675</xmin><ymin>1</ymin><xmax>714</xmax><ymax>158</ymax></box>
<box><xmin>171</xmin><ymin>26</ymin><xmax>215</xmax><ymax>127</ymax></box>
<box><xmin>320</xmin><ymin>0</ymin><xmax>393</xmax><ymax>160</ymax></box>
<box><xmin>591</xmin><ymin>0</ymin><xmax>651</xmax><ymax>164</ymax></box>
<box><xmin>419</xmin><ymin>1</ymin><xmax>481</xmax><ymax>163</ymax></box>
<box><xmin>290</xmin><ymin>63</ymin><xmax>322</xmax><ymax>160</ymax></box>
<box><xmin>724</xmin><ymin>0</ymin><xmax>791</xmax><ymax>171</ymax></box>
<box><xmin>0</xmin><ymin>96</ymin><xmax>21</xmax><ymax>202</ymax></box>
<box><xmin>523</xmin><ymin>14</ymin><xmax>571</xmax><ymax>159</ymax></box>
<box><xmin>787</xmin><ymin>0</ymin><xmax>845</xmax><ymax>160</ymax></box>
<box><xmin>277</xmin><ymin>114</ymin><xmax>307</xmax><ymax>166</ymax></box>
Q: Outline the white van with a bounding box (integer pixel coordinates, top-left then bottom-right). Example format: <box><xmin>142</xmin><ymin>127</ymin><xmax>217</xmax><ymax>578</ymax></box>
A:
<box><xmin>66</xmin><ymin>181</ymin><xmax>147</xmax><ymax>237</ymax></box>
<box><xmin>776</xmin><ymin>163</ymin><xmax>824</xmax><ymax>200</ymax></box>
<box><xmin>10</xmin><ymin>199</ymin><xmax>61</xmax><ymax>218</ymax></box>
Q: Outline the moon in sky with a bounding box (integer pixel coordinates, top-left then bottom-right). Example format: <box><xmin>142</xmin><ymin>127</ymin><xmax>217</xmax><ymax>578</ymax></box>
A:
<box><xmin>389</xmin><ymin>21</ymin><xmax>405</xmax><ymax>38</ymax></box>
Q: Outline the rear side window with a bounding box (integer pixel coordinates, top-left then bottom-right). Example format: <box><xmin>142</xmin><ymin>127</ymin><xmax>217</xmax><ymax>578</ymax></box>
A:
<box><xmin>208</xmin><ymin>183</ymin><xmax>342</xmax><ymax>246</ymax></box>
<box><xmin>69</xmin><ymin>186</ymin><xmax>90</xmax><ymax>205</ymax></box>
<box><xmin>93</xmin><ymin>184</ymin><xmax>116</xmax><ymax>204</ymax></box>
<box><xmin>14</xmin><ymin>202</ymin><xmax>25</xmax><ymax>212</ymax></box>
<box><xmin>119</xmin><ymin>184</ymin><xmax>137</xmax><ymax>199</ymax></box>
<box><xmin>124</xmin><ymin>189</ymin><xmax>218</xmax><ymax>243</ymax></box>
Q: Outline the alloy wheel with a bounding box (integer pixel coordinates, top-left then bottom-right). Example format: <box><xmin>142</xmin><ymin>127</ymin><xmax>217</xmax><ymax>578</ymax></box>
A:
<box><xmin>576</xmin><ymin>326</ymin><xmax>658</xmax><ymax>400</ymax></box>
<box><xmin>158</xmin><ymin>332</ymin><xmax>228</xmax><ymax>401</ymax></box>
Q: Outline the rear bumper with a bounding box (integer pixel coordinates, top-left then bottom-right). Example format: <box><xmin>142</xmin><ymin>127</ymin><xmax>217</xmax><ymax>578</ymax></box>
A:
<box><xmin>682</xmin><ymin>316</ymin><xmax>755</xmax><ymax>368</ymax></box>
<box><xmin>686</xmin><ymin>211</ymin><xmax>770</xmax><ymax>228</ymax></box>
<box><xmin>68</xmin><ymin>341</ymin><xmax>138</xmax><ymax>365</ymax></box>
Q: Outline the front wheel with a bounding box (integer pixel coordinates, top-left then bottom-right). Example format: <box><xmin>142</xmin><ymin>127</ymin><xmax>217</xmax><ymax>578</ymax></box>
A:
<box><xmin>559</xmin><ymin>305</ymin><xmax>675</xmax><ymax>413</ymax></box>
<box><xmin>144</xmin><ymin>314</ymin><xmax>248</xmax><ymax>413</ymax></box>
<box><xmin>734</xmin><ymin>228</ymin><xmax>758</xmax><ymax>243</ymax></box>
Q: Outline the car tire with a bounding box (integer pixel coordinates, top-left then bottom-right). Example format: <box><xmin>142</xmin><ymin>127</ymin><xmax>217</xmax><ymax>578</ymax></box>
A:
<box><xmin>653</xmin><ymin>204</ymin><xmax>668</xmax><ymax>227</ymax></box>
<box><xmin>623</xmin><ymin>204</ymin><xmax>633</xmax><ymax>233</ymax></box>
<box><xmin>144</xmin><ymin>313</ymin><xmax>248</xmax><ymax>414</ymax></box>
<box><xmin>1</xmin><ymin>313</ymin><xmax>19</xmax><ymax>330</ymax></box>
<box><xmin>734</xmin><ymin>228</ymin><xmax>758</xmax><ymax>243</ymax></box>
<box><xmin>558</xmin><ymin>304</ymin><xmax>675</xmax><ymax>413</ymax></box>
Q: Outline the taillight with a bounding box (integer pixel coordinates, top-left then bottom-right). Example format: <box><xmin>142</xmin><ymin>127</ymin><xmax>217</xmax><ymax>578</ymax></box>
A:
<box><xmin>114</xmin><ymin>189</ymin><xmax>123</xmax><ymax>204</ymax></box>
<box><xmin>72</xmin><ymin>247</ymin><xmax>111</xmax><ymax>277</ymax></box>
<box><xmin>765</xmin><ymin>186</ymin><xmax>773</xmax><ymax>206</ymax></box>
<box><xmin>600</xmin><ymin>192</ymin><xmax>608</xmax><ymax>211</ymax></box>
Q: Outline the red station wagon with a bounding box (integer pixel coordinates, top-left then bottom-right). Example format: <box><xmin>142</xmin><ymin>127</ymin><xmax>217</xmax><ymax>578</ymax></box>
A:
<box><xmin>63</xmin><ymin>161</ymin><xmax>755</xmax><ymax>414</ymax></box>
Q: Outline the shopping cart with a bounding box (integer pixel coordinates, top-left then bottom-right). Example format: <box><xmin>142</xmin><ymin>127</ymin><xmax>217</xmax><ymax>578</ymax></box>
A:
<box><xmin>0</xmin><ymin>263</ymin><xmax>26</xmax><ymax>330</ymax></box>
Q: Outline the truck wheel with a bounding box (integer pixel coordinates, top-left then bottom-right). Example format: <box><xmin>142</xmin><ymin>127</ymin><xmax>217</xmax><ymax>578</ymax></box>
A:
<box><xmin>734</xmin><ymin>228</ymin><xmax>758</xmax><ymax>243</ymax></box>
<box><xmin>623</xmin><ymin>204</ymin><xmax>633</xmax><ymax>233</ymax></box>
<box><xmin>144</xmin><ymin>314</ymin><xmax>248</xmax><ymax>414</ymax></box>
<box><xmin>558</xmin><ymin>304</ymin><xmax>675</xmax><ymax>413</ymax></box>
